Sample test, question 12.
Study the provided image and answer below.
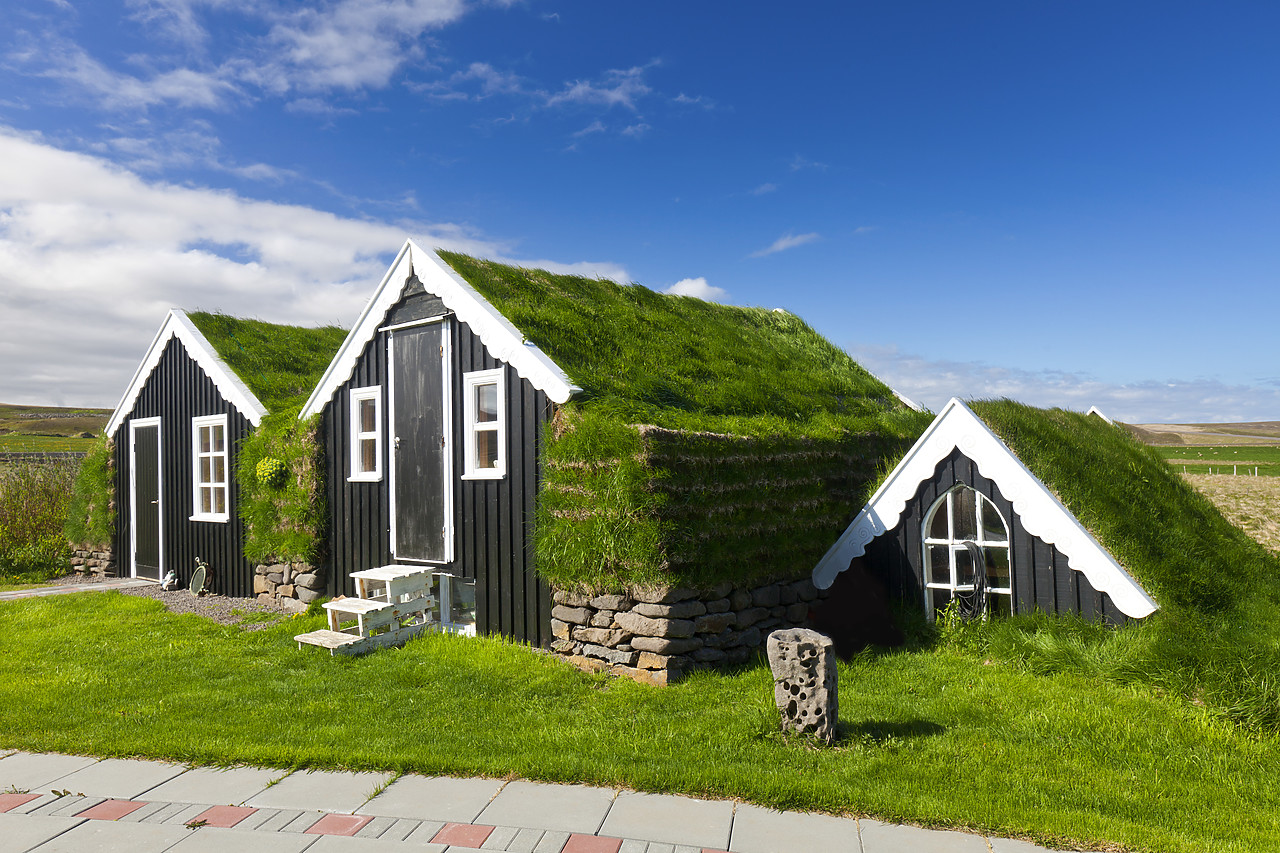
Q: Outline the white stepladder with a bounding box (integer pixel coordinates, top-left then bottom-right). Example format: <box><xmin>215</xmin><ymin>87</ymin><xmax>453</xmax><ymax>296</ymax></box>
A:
<box><xmin>294</xmin><ymin>564</ymin><xmax>436</xmax><ymax>656</ymax></box>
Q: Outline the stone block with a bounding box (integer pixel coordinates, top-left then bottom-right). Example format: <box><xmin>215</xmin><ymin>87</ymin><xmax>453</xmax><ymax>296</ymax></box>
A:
<box><xmin>758</xmin><ymin>618</ymin><xmax>782</xmax><ymax>634</ymax></box>
<box><xmin>253</xmin><ymin>575</ymin><xmax>273</xmax><ymax>595</ymax></box>
<box><xmin>553</xmin><ymin>590</ymin><xmax>592</xmax><ymax>607</ymax></box>
<box><xmin>725</xmin><ymin>646</ymin><xmax>752</xmax><ymax>665</ymax></box>
<box><xmin>294</xmin><ymin>572</ymin><xmax>322</xmax><ymax>590</ymax></box>
<box><xmin>767</xmin><ymin>628</ymin><xmax>838</xmax><ymax>744</ymax></box>
<box><xmin>615</xmin><ymin>610</ymin><xmax>695</xmax><ymax>639</ymax></box>
<box><xmin>282</xmin><ymin>565</ymin><xmax>293</xmax><ymax>585</ymax></box>
<box><xmin>590</xmin><ymin>594</ymin><xmax>631</xmax><ymax>610</ymax></box>
<box><xmin>590</xmin><ymin>610</ymin><xmax>615</xmax><ymax>628</ymax></box>
<box><xmin>277</xmin><ymin>584</ymin><xmax>295</xmax><ymax>599</ymax></box>
<box><xmin>769</xmin><ymin>605</ymin><xmax>787</xmax><ymax>619</ymax></box>
<box><xmin>551</xmin><ymin>604</ymin><xmax>591</xmax><ymax>625</ymax></box>
<box><xmin>736</xmin><ymin>607</ymin><xmax>770</xmax><ymax>628</ymax></box>
<box><xmin>255</xmin><ymin>564</ymin><xmax>270</xmax><ymax>575</ymax></box>
<box><xmin>629</xmin><ymin>636</ymin><xmax>702</xmax><ymax>655</ymax></box>
<box><xmin>566</xmin><ymin>654</ymin><xmax>606</xmax><ymax>673</ymax></box>
<box><xmin>637</xmin><ymin>651</ymin><xmax>669</xmax><ymax>670</ymax></box>
<box><xmin>616</xmin><ymin>665</ymin><xmax>681</xmax><ymax>687</ymax></box>
<box><xmin>786</xmin><ymin>602</ymin><xmax>810</xmax><ymax>623</ymax></box>
<box><xmin>704</xmin><ymin>597</ymin><xmax>731</xmax><ymax>614</ymax></box>
<box><xmin>729</xmin><ymin>588</ymin><xmax>753</xmax><ymax>610</ymax></box>
<box><xmin>700</xmin><ymin>581</ymin><xmax>734</xmax><ymax>601</ymax></box>
<box><xmin>790</xmin><ymin>578</ymin><xmax>819</xmax><ymax>602</ymax></box>
<box><xmin>573</xmin><ymin>627</ymin><xmax>628</xmax><ymax>646</ymax></box>
<box><xmin>701</xmin><ymin>629</ymin><xmax>733</xmax><ymax>649</ymax></box>
<box><xmin>580</xmin><ymin>644</ymin><xmax>637</xmax><ymax>667</ymax></box>
<box><xmin>752</xmin><ymin>584</ymin><xmax>781</xmax><ymax>608</ymax></box>
<box><xmin>778</xmin><ymin>584</ymin><xmax>798</xmax><ymax>606</ymax></box>
<box><xmin>297</xmin><ymin>586</ymin><xmax>323</xmax><ymax>604</ymax></box>
<box><xmin>631</xmin><ymin>586</ymin><xmax>699</xmax><ymax>605</ymax></box>
<box><xmin>694</xmin><ymin>612</ymin><xmax>735</xmax><ymax>634</ymax></box>
<box><xmin>551</xmin><ymin>638</ymin><xmax>579</xmax><ymax>655</ymax></box>
<box><xmin>692</xmin><ymin>647</ymin><xmax>727</xmax><ymax>663</ymax></box>
<box><xmin>267</xmin><ymin>572</ymin><xmax>285</xmax><ymax>585</ymax></box>
<box><xmin>551</xmin><ymin>619</ymin><xmax>571</xmax><ymax>641</ymax></box>
<box><xmin>633</xmin><ymin>600</ymin><xmax>707</xmax><ymax>619</ymax></box>
<box><xmin>736</xmin><ymin>626</ymin><xmax>762</xmax><ymax>649</ymax></box>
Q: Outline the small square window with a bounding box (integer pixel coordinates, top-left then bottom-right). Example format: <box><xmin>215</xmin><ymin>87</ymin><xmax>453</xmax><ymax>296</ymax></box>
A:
<box><xmin>462</xmin><ymin>369</ymin><xmax>505</xmax><ymax>480</ymax></box>
<box><xmin>191</xmin><ymin>414</ymin><xmax>230</xmax><ymax>523</ymax></box>
<box><xmin>349</xmin><ymin>387</ymin><xmax>382</xmax><ymax>482</ymax></box>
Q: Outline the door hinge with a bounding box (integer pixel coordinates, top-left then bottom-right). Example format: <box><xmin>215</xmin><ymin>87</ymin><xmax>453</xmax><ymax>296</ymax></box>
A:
<box><xmin>439</xmin><ymin>345</ymin><xmax>444</xmax><ymax>358</ymax></box>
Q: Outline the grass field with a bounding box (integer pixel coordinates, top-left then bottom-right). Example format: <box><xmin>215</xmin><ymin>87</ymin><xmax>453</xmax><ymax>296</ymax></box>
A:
<box><xmin>3</xmin><ymin>592</ymin><xmax>1280</xmax><ymax>852</ymax></box>
<box><xmin>0</xmin><ymin>434</ymin><xmax>98</xmax><ymax>452</ymax></box>
<box><xmin>1156</xmin><ymin>445</ymin><xmax>1280</xmax><ymax>477</ymax></box>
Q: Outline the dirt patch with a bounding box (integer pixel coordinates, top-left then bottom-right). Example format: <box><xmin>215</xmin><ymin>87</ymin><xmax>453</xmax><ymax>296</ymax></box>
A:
<box><xmin>1183</xmin><ymin>474</ymin><xmax>1280</xmax><ymax>554</ymax></box>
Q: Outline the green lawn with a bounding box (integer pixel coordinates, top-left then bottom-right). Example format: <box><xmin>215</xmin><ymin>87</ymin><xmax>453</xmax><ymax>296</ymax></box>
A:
<box><xmin>1155</xmin><ymin>444</ymin><xmax>1280</xmax><ymax>476</ymax></box>
<box><xmin>0</xmin><ymin>434</ymin><xmax>96</xmax><ymax>452</ymax></box>
<box><xmin>2</xmin><ymin>593</ymin><xmax>1278</xmax><ymax>852</ymax></box>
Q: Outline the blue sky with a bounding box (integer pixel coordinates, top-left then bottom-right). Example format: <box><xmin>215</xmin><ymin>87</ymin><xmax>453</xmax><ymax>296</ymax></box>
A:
<box><xmin>2</xmin><ymin>1</ymin><xmax>1278</xmax><ymax>422</ymax></box>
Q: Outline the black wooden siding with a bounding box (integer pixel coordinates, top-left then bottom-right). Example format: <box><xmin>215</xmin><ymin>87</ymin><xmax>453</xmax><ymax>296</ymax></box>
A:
<box><xmin>111</xmin><ymin>337</ymin><xmax>254</xmax><ymax>596</ymax></box>
<box><xmin>864</xmin><ymin>447</ymin><xmax>1129</xmax><ymax>625</ymax></box>
<box><xmin>322</xmin><ymin>285</ymin><xmax>556</xmax><ymax>647</ymax></box>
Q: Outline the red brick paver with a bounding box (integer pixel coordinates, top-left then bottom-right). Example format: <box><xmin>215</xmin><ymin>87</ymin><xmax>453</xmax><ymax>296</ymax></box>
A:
<box><xmin>432</xmin><ymin>821</ymin><xmax>496</xmax><ymax>847</ymax></box>
<box><xmin>561</xmin><ymin>833</ymin><xmax>623</xmax><ymax>853</ymax></box>
<box><xmin>76</xmin><ymin>799</ymin><xmax>148</xmax><ymax>820</ymax></box>
<box><xmin>188</xmin><ymin>805</ymin><xmax>259</xmax><ymax>828</ymax></box>
<box><xmin>0</xmin><ymin>793</ymin><xmax>39</xmax><ymax>813</ymax></box>
<box><xmin>304</xmin><ymin>813</ymin><xmax>373</xmax><ymax>836</ymax></box>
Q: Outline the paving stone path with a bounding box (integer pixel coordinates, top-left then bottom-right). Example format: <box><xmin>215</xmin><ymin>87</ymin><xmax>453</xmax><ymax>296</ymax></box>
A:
<box><xmin>0</xmin><ymin>750</ymin><xmax>1062</xmax><ymax>853</ymax></box>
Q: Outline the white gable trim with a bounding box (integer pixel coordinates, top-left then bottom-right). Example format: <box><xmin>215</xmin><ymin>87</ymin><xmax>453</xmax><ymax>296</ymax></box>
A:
<box><xmin>300</xmin><ymin>240</ymin><xmax>578</xmax><ymax>419</ymax></box>
<box><xmin>106</xmin><ymin>310</ymin><xmax>269</xmax><ymax>438</ymax></box>
<box><xmin>1087</xmin><ymin>406</ymin><xmax>1115</xmax><ymax>425</ymax></box>
<box><xmin>812</xmin><ymin>398</ymin><xmax>1158</xmax><ymax>619</ymax></box>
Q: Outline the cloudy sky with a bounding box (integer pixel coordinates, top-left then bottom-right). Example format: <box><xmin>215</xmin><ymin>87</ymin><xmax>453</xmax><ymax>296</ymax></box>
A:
<box><xmin>2</xmin><ymin>1</ymin><xmax>1278</xmax><ymax>422</ymax></box>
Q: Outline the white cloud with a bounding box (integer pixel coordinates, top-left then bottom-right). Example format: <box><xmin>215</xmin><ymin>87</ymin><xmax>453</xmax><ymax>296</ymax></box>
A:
<box><xmin>749</xmin><ymin>231</ymin><xmax>820</xmax><ymax>258</ymax></box>
<box><xmin>125</xmin><ymin>0</ymin><xmax>212</xmax><ymax>47</ymax></box>
<box><xmin>620</xmin><ymin>122</ymin><xmax>650</xmax><ymax>137</ymax></box>
<box><xmin>571</xmin><ymin>120</ymin><xmax>606</xmax><ymax>138</ymax></box>
<box><xmin>853</xmin><ymin>225</ymin><xmax>877</xmax><ymax>234</ymax></box>
<box><xmin>0</xmin><ymin>128</ymin><xmax>628</xmax><ymax>406</ymax></box>
<box><xmin>32</xmin><ymin>38</ymin><xmax>241</xmax><ymax>110</ymax></box>
<box><xmin>789</xmin><ymin>154</ymin><xmax>828</xmax><ymax>171</ymax></box>
<box><xmin>751</xmin><ymin>182</ymin><xmax>777</xmax><ymax>196</ymax></box>
<box><xmin>545</xmin><ymin>63</ymin><xmax>655</xmax><ymax>110</ymax></box>
<box><xmin>664</xmin><ymin>277</ymin><xmax>728</xmax><ymax>302</ymax></box>
<box><xmin>846</xmin><ymin>343</ymin><xmax>1280</xmax><ymax>424</ymax></box>
<box><xmin>416</xmin><ymin>61</ymin><xmax>526</xmax><ymax>101</ymax></box>
<box><xmin>673</xmin><ymin>92</ymin><xmax>712</xmax><ymax>109</ymax></box>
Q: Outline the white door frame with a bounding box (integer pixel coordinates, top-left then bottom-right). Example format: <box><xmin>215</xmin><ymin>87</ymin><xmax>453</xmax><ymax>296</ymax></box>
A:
<box><xmin>129</xmin><ymin>417</ymin><xmax>164</xmax><ymax>580</ymax></box>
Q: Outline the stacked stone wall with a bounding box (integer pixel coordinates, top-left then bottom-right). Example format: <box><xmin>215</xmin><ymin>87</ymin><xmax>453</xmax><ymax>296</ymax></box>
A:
<box><xmin>253</xmin><ymin>562</ymin><xmax>325</xmax><ymax>604</ymax></box>
<box><xmin>70</xmin><ymin>546</ymin><xmax>116</xmax><ymax>577</ymax></box>
<box><xmin>550</xmin><ymin>578</ymin><xmax>826</xmax><ymax>685</ymax></box>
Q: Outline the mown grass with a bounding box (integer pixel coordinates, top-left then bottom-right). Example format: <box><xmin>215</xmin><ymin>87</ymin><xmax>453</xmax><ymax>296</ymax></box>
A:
<box><xmin>1154</xmin><ymin>444</ymin><xmax>1280</xmax><ymax>477</ymax></box>
<box><xmin>2</xmin><ymin>593</ymin><xmax>1279</xmax><ymax>852</ymax></box>
<box><xmin>0</xmin><ymin>435</ymin><xmax>98</xmax><ymax>452</ymax></box>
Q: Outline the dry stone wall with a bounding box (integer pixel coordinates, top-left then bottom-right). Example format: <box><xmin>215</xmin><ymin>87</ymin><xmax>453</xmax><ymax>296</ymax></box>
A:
<box><xmin>550</xmin><ymin>578</ymin><xmax>825</xmax><ymax>685</ymax></box>
<box><xmin>253</xmin><ymin>561</ymin><xmax>325</xmax><ymax>604</ymax></box>
<box><xmin>70</xmin><ymin>546</ymin><xmax>115</xmax><ymax>577</ymax></box>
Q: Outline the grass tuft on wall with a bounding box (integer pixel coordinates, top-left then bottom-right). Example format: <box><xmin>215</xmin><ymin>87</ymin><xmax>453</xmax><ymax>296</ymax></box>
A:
<box><xmin>63</xmin><ymin>433</ymin><xmax>114</xmax><ymax>548</ymax></box>
<box><xmin>237</xmin><ymin>411</ymin><xmax>326</xmax><ymax>565</ymax></box>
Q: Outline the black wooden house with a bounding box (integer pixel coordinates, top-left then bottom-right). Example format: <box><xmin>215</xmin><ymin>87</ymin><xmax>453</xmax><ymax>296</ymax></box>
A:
<box><xmin>812</xmin><ymin>398</ymin><xmax>1159</xmax><ymax>624</ymax></box>
<box><xmin>301</xmin><ymin>241</ymin><xmax>578</xmax><ymax>646</ymax></box>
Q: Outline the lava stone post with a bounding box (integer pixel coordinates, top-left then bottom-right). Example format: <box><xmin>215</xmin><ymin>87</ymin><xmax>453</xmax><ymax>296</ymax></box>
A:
<box><xmin>766</xmin><ymin>627</ymin><xmax>838</xmax><ymax>744</ymax></box>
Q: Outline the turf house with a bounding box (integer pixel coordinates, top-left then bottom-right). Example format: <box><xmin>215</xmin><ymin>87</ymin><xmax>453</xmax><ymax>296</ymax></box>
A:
<box><xmin>299</xmin><ymin>240</ymin><xmax>928</xmax><ymax>679</ymax></box>
<box><xmin>811</xmin><ymin>397</ymin><xmax>1244</xmax><ymax>634</ymax></box>
<box><xmin>97</xmin><ymin>309</ymin><xmax>345</xmax><ymax>596</ymax></box>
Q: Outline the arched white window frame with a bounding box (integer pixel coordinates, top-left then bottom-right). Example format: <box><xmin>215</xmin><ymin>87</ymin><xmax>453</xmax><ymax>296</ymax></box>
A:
<box><xmin>922</xmin><ymin>485</ymin><xmax>1013</xmax><ymax>619</ymax></box>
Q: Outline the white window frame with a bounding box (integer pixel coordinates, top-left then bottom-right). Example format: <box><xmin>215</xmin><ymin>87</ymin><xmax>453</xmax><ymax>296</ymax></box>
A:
<box><xmin>190</xmin><ymin>414</ymin><xmax>230</xmax><ymax>523</ymax></box>
<box><xmin>461</xmin><ymin>368</ymin><xmax>506</xmax><ymax>480</ymax></box>
<box><xmin>348</xmin><ymin>386</ymin><xmax>383</xmax><ymax>482</ymax></box>
<box><xmin>922</xmin><ymin>485</ymin><xmax>1012</xmax><ymax>619</ymax></box>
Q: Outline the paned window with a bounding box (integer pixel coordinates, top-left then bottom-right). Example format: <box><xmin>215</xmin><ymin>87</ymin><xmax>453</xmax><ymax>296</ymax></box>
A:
<box><xmin>432</xmin><ymin>573</ymin><xmax>478</xmax><ymax>636</ymax></box>
<box><xmin>191</xmin><ymin>414</ymin><xmax>229</xmax><ymax>522</ymax></box>
<box><xmin>462</xmin><ymin>368</ymin><xmax>505</xmax><ymax>479</ymax></box>
<box><xmin>349</xmin><ymin>386</ymin><xmax>382</xmax><ymax>482</ymax></box>
<box><xmin>922</xmin><ymin>485</ymin><xmax>1012</xmax><ymax>619</ymax></box>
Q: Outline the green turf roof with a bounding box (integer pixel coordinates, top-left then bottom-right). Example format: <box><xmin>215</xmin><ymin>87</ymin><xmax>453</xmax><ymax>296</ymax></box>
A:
<box><xmin>967</xmin><ymin>400</ymin><xmax>1280</xmax><ymax>618</ymax></box>
<box><xmin>187</xmin><ymin>312</ymin><xmax>348</xmax><ymax>415</ymax></box>
<box><xmin>438</xmin><ymin>252</ymin><xmax>921</xmax><ymax>437</ymax></box>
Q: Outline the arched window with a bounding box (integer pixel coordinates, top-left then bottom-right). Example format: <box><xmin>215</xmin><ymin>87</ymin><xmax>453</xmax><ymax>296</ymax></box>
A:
<box><xmin>922</xmin><ymin>485</ymin><xmax>1012</xmax><ymax>619</ymax></box>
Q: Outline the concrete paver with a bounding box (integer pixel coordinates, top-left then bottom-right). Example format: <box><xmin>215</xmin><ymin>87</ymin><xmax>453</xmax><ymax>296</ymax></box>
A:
<box><xmin>598</xmin><ymin>791</ymin><xmax>733</xmax><ymax>850</ymax></box>
<box><xmin>728</xmin><ymin>803</ymin><xmax>860</xmax><ymax>853</ymax></box>
<box><xmin>0</xmin><ymin>751</ymin><xmax>101</xmax><ymax>791</ymax></box>
<box><xmin>47</xmin><ymin>756</ymin><xmax>186</xmax><ymax>799</ymax></box>
<box><xmin>0</xmin><ymin>812</ymin><xmax>83</xmax><ymax>853</ymax></box>
<box><xmin>24</xmin><ymin>817</ymin><xmax>190</xmax><ymax>852</ymax></box>
<box><xmin>144</xmin><ymin>765</ymin><xmax>284</xmax><ymax>805</ymax></box>
<box><xmin>477</xmin><ymin>780</ymin><xmax>615</xmax><ymax>835</ymax></box>
<box><xmin>858</xmin><ymin>818</ymin><xmax>991</xmax><ymax>853</ymax></box>
<box><xmin>168</xmin><ymin>827</ymin><xmax>318</xmax><ymax>853</ymax></box>
<box><xmin>305</xmin><ymin>834</ymin><xmax>447</xmax><ymax>852</ymax></box>
<box><xmin>360</xmin><ymin>774</ymin><xmax>505</xmax><ymax>823</ymax></box>
<box><xmin>247</xmin><ymin>769</ymin><xmax>394</xmax><ymax>814</ymax></box>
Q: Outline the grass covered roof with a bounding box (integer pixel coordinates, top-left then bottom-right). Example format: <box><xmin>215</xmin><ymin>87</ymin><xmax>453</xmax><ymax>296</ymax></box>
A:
<box><xmin>965</xmin><ymin>400</ymin><xmax>1280</xmax><ymax>619</ymax></box>
<box><xmin>187</xmin><ymin>312</ymin><xmax>347</xmax><ymax>415</ymax></box>
<box><xmin>439</xmin><ymin>252</ymin><xmax>925</xmax><ymax>439</ymax></box>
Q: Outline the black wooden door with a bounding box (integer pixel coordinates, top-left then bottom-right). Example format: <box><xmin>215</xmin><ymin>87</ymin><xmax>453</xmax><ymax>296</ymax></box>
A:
<box><xmin>391</xmin><ymin>322</ymin><xmax>448</xmax><ymax>562</ymax></box>
<box><xmin>133</xmin><ymin>423</ymin><xmax>161</xmax><ymax>580</ymax></box>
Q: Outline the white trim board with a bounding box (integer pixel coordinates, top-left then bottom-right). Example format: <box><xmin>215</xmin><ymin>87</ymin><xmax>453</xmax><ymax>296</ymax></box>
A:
<box><xmin>300</xmin><ymin>240</ymin><xmax>579</xmax><ymax>419</ymax></box>
<box><xmin>106</xmin><ymin>309</ymin><xmax>268</xmax><ymax>437</ymax></box>
<box><xmin>811</xmin><ymin>397</ymin><xmax>1158</xmax><ymax>619</ymax></box>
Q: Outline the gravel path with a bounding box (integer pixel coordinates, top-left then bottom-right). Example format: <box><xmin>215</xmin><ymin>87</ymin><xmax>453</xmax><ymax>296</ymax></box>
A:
<box><xmin>47</xmin><ymin>572</ymin><xmax>307</xmax><ymax>629</ymax></box>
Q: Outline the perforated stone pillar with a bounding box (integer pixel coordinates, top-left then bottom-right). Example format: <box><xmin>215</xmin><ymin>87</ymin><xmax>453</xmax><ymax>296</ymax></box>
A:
<box><xmin>766</xmin><ymin>628</ymin><xmax>838</xmax><ymax>744</ymax></box>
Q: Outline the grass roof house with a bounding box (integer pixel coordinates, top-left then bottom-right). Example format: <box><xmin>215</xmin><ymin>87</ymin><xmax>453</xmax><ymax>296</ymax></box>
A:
<box><xmin>101</xmin><ymin>310</ymin><xmax>345</xmax><ymax>596</ymax></box>
<box><xmin>301</xmin><ymin>240</ymin><xmax>928</xmax><ymax>678</ymax></box>
<box><xmin>813</xmin><ymin>398</ymin><xmax>1280</xmax><ymax>640</ymax></box>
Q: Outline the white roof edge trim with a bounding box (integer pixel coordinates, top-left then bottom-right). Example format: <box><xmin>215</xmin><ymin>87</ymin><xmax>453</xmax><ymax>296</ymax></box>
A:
<box><xmin>300</xmin><ymin>240</ymin><xmax>578</xmax><ymax>419</ymax></box>
<box><xmin>812</xmin><ymin>397</ymin><xmax>1158</xmax><ymax>619</ymax></box>
<box><xmin>1086</xmin><ymin>405</ymin><xmax>1115</xmax><ymax>425</ymax></box>
<box><xmin>106</xmin><ymin>309</ymin><xmax>269</xmax><ymax>438</ymax></box>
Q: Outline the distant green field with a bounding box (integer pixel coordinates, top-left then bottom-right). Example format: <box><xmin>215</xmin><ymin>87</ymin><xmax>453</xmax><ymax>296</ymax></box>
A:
<box><xmin>0</xmin><ymin>435</ymin><xmax>95</xmax><ymax>452</ymax></box>
<box><xmin>1156</xmin><ymin>445</ymin><xmax>1280</xmax><ymax>476</ymax></box>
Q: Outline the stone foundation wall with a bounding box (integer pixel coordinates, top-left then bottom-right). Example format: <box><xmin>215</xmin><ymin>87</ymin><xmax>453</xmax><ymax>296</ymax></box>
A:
<box><xmin>70</xmin><ymin>546</ymin><xmax>115</xmax><ymax>577</ymax></box>
<box><xmin>550</xmin><ymin>578</ymin><xmax>826</xmax><ymax>685</ymax></box>
<box><xmin>253</xmin><ymin>562</ymin><xmax>326</xmax><ymax>604</ymax></box>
